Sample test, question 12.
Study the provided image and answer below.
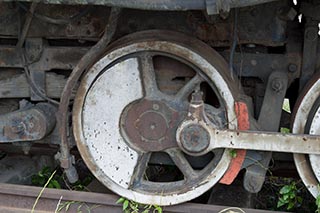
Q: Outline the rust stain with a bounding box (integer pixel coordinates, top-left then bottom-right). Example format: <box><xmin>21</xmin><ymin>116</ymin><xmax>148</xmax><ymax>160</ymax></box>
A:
<box><xmin>220</xmin><ymin>101</ymin><xmax>249</xmax><ymax>185</ymax></box>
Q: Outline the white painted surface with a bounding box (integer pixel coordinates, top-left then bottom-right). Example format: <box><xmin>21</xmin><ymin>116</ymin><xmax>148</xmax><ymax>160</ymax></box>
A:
<box><xmin>82</xmin><ymin>58</ymin><xmax>142</xmax><ymax>189</ymax></box>
<box><xmin>293</xmin><ymin>77</ymin><xmax>320</xmax><ymax>198</ymax></box>
<box><xmin>309</xmin><ymin>106</ymin><xmax>320</xmax><ymax>183</ymax></box>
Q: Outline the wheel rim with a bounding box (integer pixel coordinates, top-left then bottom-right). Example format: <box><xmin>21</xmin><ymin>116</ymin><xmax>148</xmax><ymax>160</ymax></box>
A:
<box><xmin>293</xmin><ymin>73</ymin><xmax>320</xmax><ymax>198</ymax></box>
<box><xmin>73</xmin><ymin>30</ymin><xmax>239</xmax><ymax>205</ymax></box>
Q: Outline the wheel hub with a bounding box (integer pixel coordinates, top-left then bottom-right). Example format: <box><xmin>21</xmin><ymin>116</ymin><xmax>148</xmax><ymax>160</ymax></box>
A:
<box><xmin>179</xmin><ymin>124</ymin><xmax>210</xmax><ymax>153</ymax></box>
<box><xmin>121</xmin><ymin>100</ymin><xmax>181</xmax><ymax>152</ymax></box>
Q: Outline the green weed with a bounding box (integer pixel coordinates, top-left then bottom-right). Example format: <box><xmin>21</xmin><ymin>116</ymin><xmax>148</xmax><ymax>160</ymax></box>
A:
<box><xmin>32</xmin><ymin>166</ymin><xmax>61</xmax><ymax>189</ymax></box>
<box><xmin>116</xmin><ymin>197</ymin><xmax>162</xmax><ymax>213</ymax></box>
<box><xmin>277</xmin><ymin>181</ymin><xmax>302</xmax><ymax>210</ymax></box>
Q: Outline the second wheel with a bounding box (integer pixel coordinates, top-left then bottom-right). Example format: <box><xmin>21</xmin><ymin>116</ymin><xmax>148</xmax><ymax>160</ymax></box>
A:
<box><xmin>73</xmin><ymin>30</ymin><xmax>241</xmax><ymax>205</ymax></box>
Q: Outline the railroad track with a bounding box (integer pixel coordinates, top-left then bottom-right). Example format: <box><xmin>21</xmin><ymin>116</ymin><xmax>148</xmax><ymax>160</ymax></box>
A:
<box><xmin>0</xmin><ymin>183</ymin><xmax>285</xmax><ymax>213</ymax></box>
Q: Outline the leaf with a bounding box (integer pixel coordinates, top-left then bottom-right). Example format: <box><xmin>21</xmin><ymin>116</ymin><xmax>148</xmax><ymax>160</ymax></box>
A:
<box><xmin>129</xmin><ymin>202</ymin><xmax>136</xmax><ymax>210</ymax></box>
<box><xmin>48</xmin><ymin>183</ymin><xmax>53</xmax><ymax>188</ymax></box>
<box><xmin>283</xmin><ymin>194</ymin><xmax>289</xmax><ymax>200</ymax></box>
<box><xmin>38</xmin><ymin>172</ymin><xmax>44</xmax><ymax>178</ymax></box>
<box><xmin>280</xmin><ymin>127</ymin><xmax>290</xmax><ymax>133</ymax></box>
<box><xmin>123</xmin><ymin>200</ymin><xmax>129</xmax><ymax>210</ymax></box>
<box><xmin>229</xmin><ymin>150</ymin><xmax>237</xmax><ymax>158</ymax></box>
<box><xmin>116</xmin><ymin>197</ymin><xmax>125</xmax><ymax>204</ymax></box>
<box><xmin>154</xmin><ymin>206</ymin><xmax>163</xmax><ymax>213</ymax></box>
<box><xmin>57</xmin><ymin>203</ymin><xmax>66</xmax><ymax>212</ymax></box>
<box><xmin>77</xmin><ymin>203</ymin><xmax>83</xmax><ymax>212</ymax></box>
<box><xmin>65</xmin><ymin>202</ymin><xmax>72</xmax><ymax>211</ymax></box>
<box><xmin>289</xmin><ymin>193</ymin><xmax>295</xmax><ymax>199</ymax></box>
<box><xmin>316</xmin><ymin>195</ymin><xmax>320</xmax><ymax>207</ymax></box>
<box><xmin>297</xmin><ymin>196</ymin><xmax>303</xmax><ymax>204</ymax></box>
<box><xmin>51</xmin><ymin>180</ymin><xmax>61</xmax><ymax>189</ymax></box>
<box><xmin>277</xmin><ymin>200</ymin><xmax>285</xmax><ymax>208</ymax></box>
<box><xmin>279</xmin><ymin>185</ymin><xmax>291</xmax><ymax>194</ymax></box>
<box><xmin>144</xmin><ymin>204</ymin><xmax>152</xmax><ymax>209</ymax></box>
<box><xmin>287</xmin><ymin>201</ymin><xmax>295</xmax><ymax>210</ymax></box>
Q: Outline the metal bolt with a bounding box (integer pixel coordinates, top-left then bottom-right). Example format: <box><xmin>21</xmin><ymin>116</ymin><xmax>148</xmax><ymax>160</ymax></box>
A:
<box><xmin>305</xmin><ymin>27</ymin><xmax>318</xmax><ymax>41</ymax></box>
<box><xmin>29</xmin><ymin>122</ymin><xmax>34</xmax><ymax>128</ymax></box>
<box><xmin>191</xmin><ymin>90</ymin><xmax>203</xmax><ymax>104</ymax></box>
<box><xmin>150</xmin><ymin>123</ymin><xmax>156</xmax><ymax>130</ymax></box>
<box><xmin>152</xmin><ymin>104</ymin><xmax>159</xmax><ymax>110</ymax></box>
<box><xmin>250</xmin><ymin>60</ymin><xmax>257</xmax><ymax>66</ymax></box>
<box><xmin>288</xmin><ymin>63</ymin><xmax>297</xmax><ymax>73</ymax></box>
<box><xmin>271</xmin><ymin>78</ymin><xmax>283</xmax><ymax>92</ymax></box>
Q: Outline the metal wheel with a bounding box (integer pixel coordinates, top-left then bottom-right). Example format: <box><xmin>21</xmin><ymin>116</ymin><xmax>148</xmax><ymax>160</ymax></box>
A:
<box><xmin>73</xmin><ymin>30</ymin><xmax>240</xmax><ymax>205</ymax></box>
<box><xmin>292</xmin><ymin>72</ymin><xmax>320</xmax><ymax>198</ymax></box>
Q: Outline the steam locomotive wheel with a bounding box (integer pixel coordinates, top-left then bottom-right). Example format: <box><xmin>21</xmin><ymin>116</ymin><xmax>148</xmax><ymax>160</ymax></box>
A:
<box><xmin>293</xmin><ymin>73</ymin><xmax>320</xmax><ymax>198</ymax></box>
<box><xmin>73</xmin><ymin>30</ymin><xmax>239</xmax><ymax>205</ymax></box>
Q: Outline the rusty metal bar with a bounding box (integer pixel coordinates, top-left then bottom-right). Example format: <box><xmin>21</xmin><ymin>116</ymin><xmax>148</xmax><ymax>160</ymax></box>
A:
<box><xmin>0</xmin><ymin>183</ymin><xmax>284</xmax><ymax>213</ymax></box>
<box><xmin>57</xmin><ymin>7</ymin><xmax>121</xmax><ymax>184</ymax></box>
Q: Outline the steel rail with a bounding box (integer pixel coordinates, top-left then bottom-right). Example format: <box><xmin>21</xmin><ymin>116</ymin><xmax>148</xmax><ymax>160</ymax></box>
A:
<box><xmin>0</xmin><ymin>183</ymin><xmax>285</xmax><ymax>213</ymax></box>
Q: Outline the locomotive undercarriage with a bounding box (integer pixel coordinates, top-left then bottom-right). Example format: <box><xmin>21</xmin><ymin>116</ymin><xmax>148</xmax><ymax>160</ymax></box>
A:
<box><xmin>0</xmin><ymin>0</ymin><xmax>320</xmax><ymax>206</ymax></box>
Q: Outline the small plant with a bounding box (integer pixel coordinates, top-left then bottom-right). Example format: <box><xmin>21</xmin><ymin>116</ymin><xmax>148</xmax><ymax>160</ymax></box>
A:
<box><xmin>316</xmin><ymin>185</ymin><xmax>320</xmax><ymax>213</ymax></box>
<box><xmin>32</xmin><ymin>166</ymin><xmax>61</xmax><ymax>189</ymax></box>
<box><xmin>277</xmin><ymin>181</ymin><xmax>302</xmax><ymax>210</ymax></box>
<box><xmin>57</xmin><ymin>201</ymin><xmax>99</xmax><ymax>213</ymax></box>
<box><xmin>280</xmin><ymin>127</ymin><xmax>290</xmax><ymax>134</ymax></box>
<box><xmin>32</xmin><ymin>170</ymin><xmax>57</xmax><ymax>213</ymax></box>
<box><xmin>71</xmin><ymin>176</ymin><xmax>93</xmax><ymax>191</ymax></box>
<box><xmin>229</xmin><ymin>149</ymin><xmax>237</xmax><ymax>158</ymax></box>
<box><xmin>316</xmin><ymin>194</ymin><xmax>320</xmax><ymax>213</ymax></box>
<box><xmin>116</xmin><ymin>197</ymin><xmax>162</xmax><ymax>213</ymax></box>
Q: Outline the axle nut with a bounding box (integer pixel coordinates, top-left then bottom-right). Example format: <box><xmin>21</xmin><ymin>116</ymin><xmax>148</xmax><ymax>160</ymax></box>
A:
<box><xmin>179</xmin><ymin>124</ymin><xmax>210</xmax><ymax>154</ymax></box>
<box><xmin>288</xmin><ymin>63</ymin><xmax>297</xmax><ymax>73</ymax></box>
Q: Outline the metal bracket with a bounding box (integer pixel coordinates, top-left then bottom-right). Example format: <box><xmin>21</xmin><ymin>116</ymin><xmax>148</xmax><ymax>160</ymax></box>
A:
<box><xmin>0</xmin><ymin>103</ymin><xmax>56</xmax><ymax>143</ymax></box>
<box><xmin>25</xmin><ymin>38</ymin><xmax>43</xmax><ymax>64</ymax></box>
<box><xmin>299</xmin><ymin>20</ymin><xmax>318</xmax><ymax>91</ymax></box>
<box><xmin>243</xmin><ymin>71</ymin><xmax>288</xmax><ymax>193</ymax></box>
<box><xmin>55</xmin><ymin>152</ymin><xmax>79</xmax><ymax>183</ymax></box>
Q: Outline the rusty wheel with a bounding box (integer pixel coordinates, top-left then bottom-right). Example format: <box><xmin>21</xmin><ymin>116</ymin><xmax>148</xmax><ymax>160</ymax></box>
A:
<box><xmin>73</xmin><ymin>30</ymin><xmax>240</xmax><ymax>205</ymax></box>
<box><xmin>292</xmin><ymin>72</ymin><xmax>320</xmax><ymax>198</ymax></box>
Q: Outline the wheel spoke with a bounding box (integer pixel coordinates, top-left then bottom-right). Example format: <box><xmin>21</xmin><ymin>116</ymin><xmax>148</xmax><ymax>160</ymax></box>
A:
<box><xmin>174</xmin><ymin>74</ymin><xmax>203</xmax><ymax>101</ymax></box>
<box><xmin>129</xmin><ymin>153</ymin><xmax>151</xmax><ymax>188</ymax></box>
<box><xmin>166</xmin><ymin>149</ymin><xmax>197</xmax><ymax>180</ymax></box>
<box><xmin>138</xmin><ymin>53</ymin><xmax>160</xmax><ymax>98</ymax></box>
